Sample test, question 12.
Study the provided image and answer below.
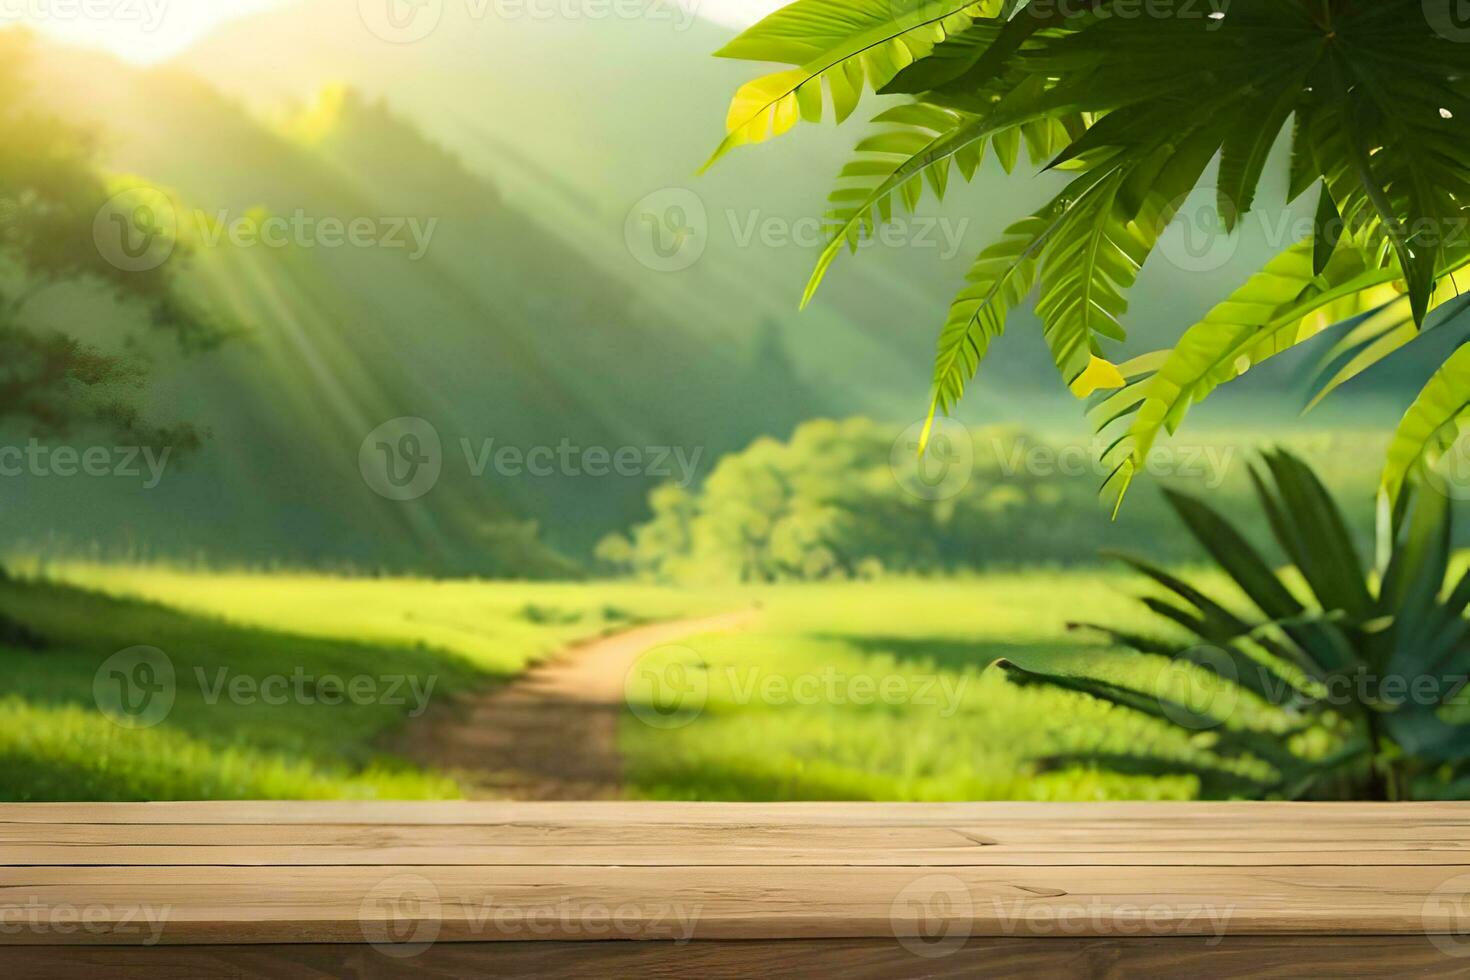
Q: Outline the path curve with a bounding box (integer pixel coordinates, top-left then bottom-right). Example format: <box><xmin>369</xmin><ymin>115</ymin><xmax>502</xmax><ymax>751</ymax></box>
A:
<box><xmin>395</xmin><ymin>610</ymin><xmax>757</xmax><ymax>800</ymax></box>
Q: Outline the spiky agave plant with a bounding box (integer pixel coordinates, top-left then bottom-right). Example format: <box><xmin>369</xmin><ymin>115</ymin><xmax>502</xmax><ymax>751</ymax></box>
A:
<box><xmin>705</xmin><ymin>0</ymin><xmax>1470</xmax><ymax>511</ymax></box>
<box><xmin>997</xmin><ymin>450</ymin><xmax>1470</xmax><ymax>800</ymax></box>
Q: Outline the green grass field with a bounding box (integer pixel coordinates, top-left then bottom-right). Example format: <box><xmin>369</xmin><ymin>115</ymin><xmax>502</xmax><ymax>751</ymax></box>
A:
<box><xmin>618</xmin><ymin>576</ymin><xmax>1251</xmax><ymax>802</ymax></box>
<box><xmin>0</xmin><ymin>561</ymin><xmax>1274</xmax><ymax>803</ymax></box>
<box><xmin>0</xmin><ymin>564</ymin><xmax>725</xmax><ymax>801</ymax></box>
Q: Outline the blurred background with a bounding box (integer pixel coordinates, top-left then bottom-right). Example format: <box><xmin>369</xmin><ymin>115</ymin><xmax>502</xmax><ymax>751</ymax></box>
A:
<box><xmin>0</xmin><ymin>0</ymin><xmax>1450</xmax><ymax>802</ymax></box>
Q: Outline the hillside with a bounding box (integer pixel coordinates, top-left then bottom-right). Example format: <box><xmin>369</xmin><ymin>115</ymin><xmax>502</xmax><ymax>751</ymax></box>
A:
<box><xmin>0</xmin><ymin>4</ymin><xmax>1443</xmax><ymax>574</ymax></box>
<box><xmin>7</xmin><ymin>38</ymin><xmax>827</xmax><ymax>571</ymax></box>
<box><xmin>171</xmin><ymin>0</ymin><xmax>1457</xmax><ymax>427</ymax></box>
<box><xmin>173</xmin><ymin>0</ymin><xmax>1053</xmax><ymax>415</ymax></box>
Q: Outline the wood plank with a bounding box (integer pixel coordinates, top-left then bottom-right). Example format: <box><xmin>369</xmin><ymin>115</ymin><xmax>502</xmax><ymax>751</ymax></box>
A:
<box><xmin>5</xmin><ymin>800</ymin><xmax>1470</xmax><ymax>823</ymax></box>
<box><xmin>0</xmin><ymin>823</ymin><xmax>983</xmax><ymax>868</ymax></box>
<box><xmin>4</xmin><ymin>937</ymin><xmax>1467</xmax><ymax>980</ymax></box>
<box><xmin>3</xmin><ymin>802</ymin><xmax>1469</xmax><ymax>956</ymax></box>
<box><xmin>9</xmin><ymin>844</ymin><xmax>1466</xmax><ymax>867</ymax></box>
<box><xmin>3</xmin><ymin>825</ymin><xmax>1467</xmax><ymax>866</ymax></box>
<box><xmin>0</xmin><ymin>863</ymin><xmax>1466</xmax><ymax>943</ymax></box>
<box><xmin>4</xmin><ymin>806</ymin><xmax>1468</xmax><ymax>867</ymax></box>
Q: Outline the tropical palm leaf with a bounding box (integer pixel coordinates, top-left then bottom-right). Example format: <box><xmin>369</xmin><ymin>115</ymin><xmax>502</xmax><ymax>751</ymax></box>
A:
<box><xmin>803</xmin><ymin>77</ymin><xmax>1086</xmax><ymax>307</ymax></box>
<box><xmin>996</xmin><ymin>452</ymin><xmax>1470</xmax><ymax>798</ymax></box>
<box><xmin>1033</xmin><ymin>129</ymin><xmax>1221</xmax><ymax>390</ymax></box>
<box><xmin>1302</xmin><ymin>14</ymin><xmax>1470</xmax><ymax>326</ymax></box>
<box><xmin>1306</xmin><ymin>270</ymin><xmax>1470</xmax><ymax>411</ymax></box>
<box><xmin>702</xmin><ymin>0</ymin><xmax>1000</xmax><ymax>170</ymax></box>
<box><xmin>708</xmin><ymin>0</ymin><xmax>1470</xmax><ymax>506</ymax></box>
<box><xmin>1103</xmin><ymin>247</ymin><xmax>1470</xmax><ymax>508</ymax></box>
<box><xmin>927</xmin><ymin>205</ymin><xmax>1057</xmax><ymax>422</ymax></box>
<box><xmin>1381</xmin><ymin>342</ymin><xmax>1470</xmax><ymax>507</ymax></box>
<box><xmin>801</xmin><ymin>100</ymin><xmax>983</xmax><ymax>308</ymax></box>
<box><xmin>1099</xmin><ymin>240</ymin><xmax>1407</xmax><ymax>502</ymax></box>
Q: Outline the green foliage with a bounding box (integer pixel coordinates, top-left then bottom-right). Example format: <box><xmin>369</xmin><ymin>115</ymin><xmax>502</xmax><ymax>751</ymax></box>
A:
<box><xmin>5</xmin><ymin>40</ymin><xmax>838</xmax><ymax>573</ymax></box>
<box><xmin>0</xmin><ymin>32</ymin><xmax>222</xmax><ymax>446</ymax></box>
<box><xmin>599</xmin><ymin>418</ymin><xmax>1386</xmax><ymax>583</ymax></box>
<box><xmin>997</xmin><ymin>451</ymin><xmax>1470</xmax><ymax>800</ymax></box>
<box><xmin>708</xmin><ymin>0</ymin><xmax>1470</xmax><ymax>506</ymax></box>
<box><xmin>603</xmin><ymin>418</ymin><xmax>1100</xmax><ymax>582</ymax></box>
<box><xmin>931</xmin><ymin>207</ymin><xmax>1052</xmax><ymax>419</ymax></box>
<box><xmin>1382</xmin><ymin>343</ymin><xmax>1470</xmax><ymax>507</ymax></box>
<box><xmin>1096</xmin><ymin>241</ymin><xmax>1424</xmax><ymax>501</ymax></box>
<box><xmin>703</xmin><ymin>0</ymin><xmax>1002</xmax><ymax>170</ymax></box>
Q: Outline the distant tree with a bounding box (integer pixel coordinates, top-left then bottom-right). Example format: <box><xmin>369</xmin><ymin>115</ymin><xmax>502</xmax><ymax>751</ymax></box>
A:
<box><xmin>0</xmin><ymin>31</ymin><xmax>226</xmax><ymax>644</ymax></box>
<box><xmin>0</xmin><ymin>31</ymin><xmax>222</xmax><ymax>444</ymax></box>
<box><xmin>600</xmin><ymin>418</ymin><xmax>1221</xmax><ymax>583</ymax></box>
<box><xmin>592</xmin><ymin>531</ymin><xmax>635</xmax><ymax>574</ymax></box>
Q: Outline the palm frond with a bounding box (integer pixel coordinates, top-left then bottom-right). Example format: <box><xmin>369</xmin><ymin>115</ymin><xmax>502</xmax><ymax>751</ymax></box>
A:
<box><xmin>1382</xmin><ymin>342</ymin><xmax>1470</xmax><ymax>507</ymax></box>
<box><xmin>710</xmin><ymin>0</ymin><xmax>1470</xmax><ymax>513</ymax></box>
<box><xmin>703</xmin><ymin>0</ymin><xmax>1001</xmax><ymax>170</ymax></box>
<box><xmin>928</xmin><ymin>205</ymin><xmax>1058</xmax><ymax>420</ymax></box>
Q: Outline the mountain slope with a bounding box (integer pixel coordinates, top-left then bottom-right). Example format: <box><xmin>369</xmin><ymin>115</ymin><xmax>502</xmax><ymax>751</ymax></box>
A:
<box><xmin>7</xmin><ymin>38</ymin><xmax>827</xmax><ymax>570</ymax></box>
<box><xmin>174</xmin><ymin>0</ymin><xmax>1432</xmax><ymax>429</ymax></box>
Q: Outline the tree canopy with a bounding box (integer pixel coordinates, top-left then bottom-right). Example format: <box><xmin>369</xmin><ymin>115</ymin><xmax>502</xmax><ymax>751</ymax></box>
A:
<box><xmin>0</xmin><ymin>31</ymin><xmax>222</xmax><ymax>448</ymax></box>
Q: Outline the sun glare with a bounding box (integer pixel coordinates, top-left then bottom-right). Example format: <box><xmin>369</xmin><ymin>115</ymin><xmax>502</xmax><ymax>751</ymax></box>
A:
<box><xmin>696</xmin><ymin>0</ymin><xmax>786</xmax><ymax>28</ymax></box>
<box><xmin>0</xmin><ymin>0</ymin><xmax>284</xmax><ymax>64</ymax></box>
<box><xmin>5</xmin><ymin>0</ymin><xmax>781</xmax><ymax>64</ymax></box>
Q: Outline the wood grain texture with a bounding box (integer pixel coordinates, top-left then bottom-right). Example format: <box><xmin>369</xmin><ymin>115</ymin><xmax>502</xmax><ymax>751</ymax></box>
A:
<box><xmin>2</xmin><ymin>802</ymin><xmax>1468</xmax><ymax>972</ymax></box>
<box><xmin>4</xmin><ymin>937</ymin><xmax>1468</xmax><ymax>980</ymax></box>
<box><xmin>5</xmin><ymin>818</ymin><xmax>1468</xmax><ymax>866</ymax></box>
<box><xmin>3</xmin><ymin>800</ymin><xmax>1467</xmax><ymax>823</ymax></box>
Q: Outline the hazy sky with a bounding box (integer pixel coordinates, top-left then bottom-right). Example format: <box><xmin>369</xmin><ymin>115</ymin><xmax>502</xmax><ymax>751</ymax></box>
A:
<box><xmin>1</xmin><ymin>0</ymin><xmax>290</xmax><ymax>63</ymax></box>
<box><xmin>694</xmin><ymin>0</ymin><xmax>785</xmax><ymax>28</ymax></box>
<box><xmin>2</xmin><ymin>0</ymin><xmax>787</xmax><ymax>64</ymax></box>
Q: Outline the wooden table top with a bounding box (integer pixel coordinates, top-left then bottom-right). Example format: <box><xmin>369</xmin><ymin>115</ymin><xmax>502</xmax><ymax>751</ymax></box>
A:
<box><xmin>4</xmin><ymin>801</ymin><xmax>1470</xmax><ymax>949</ymax></box>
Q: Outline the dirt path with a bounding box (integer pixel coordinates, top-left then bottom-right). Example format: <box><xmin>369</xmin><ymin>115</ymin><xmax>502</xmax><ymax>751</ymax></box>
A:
<box><xmin>395</xmin><ymin>610</ymin><xmax>757</xmax><ymax>800</ymax></box>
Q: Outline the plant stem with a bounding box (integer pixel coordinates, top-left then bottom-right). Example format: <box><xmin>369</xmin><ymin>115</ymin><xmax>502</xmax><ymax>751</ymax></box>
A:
<box><xmin>1362</xmin><ymin>709</ymin><xmax>1398</xmax><ymax>802</ymax></box>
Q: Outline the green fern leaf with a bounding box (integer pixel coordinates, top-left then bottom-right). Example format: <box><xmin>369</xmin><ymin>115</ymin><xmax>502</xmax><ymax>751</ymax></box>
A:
<box><xmin>1103</xmin><ymin>241</ymin><xmax>1403</xmax><ymax>500</ymax></box>
<box><xmin>703</xmin><ymin>0</ymin><xmax>1001</xmax><ymax>171</ymax></box>
<box><xmin>929</xmin><ymin>207</ymin><xmax>1059</xmax><ymax>419</ymax></box>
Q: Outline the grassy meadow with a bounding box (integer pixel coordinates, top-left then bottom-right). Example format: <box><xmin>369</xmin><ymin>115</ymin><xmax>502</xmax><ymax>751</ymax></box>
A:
<box><xmin>0</xmin><ymin>428</ymin><xmax>1404</xmax><ymax>804</ymax></box>
<box><xmin>0</xmin><ymin>565</ymin><xmax>725</xmax><ymax>801</ymax></box>
<box><xmin>0</xmin><ymin>0</ymin><xmax>1457</xmax><ymax>809</ymax></box>
<box><xmin>619</xmin><ymin>576</ymin><xmax>1248</xmax><ymax>802</ymax></box>
<box><xmin>2</xmin><ymin>561</ymin><xmax>1272</xmax><ymax>803</ymax></box>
